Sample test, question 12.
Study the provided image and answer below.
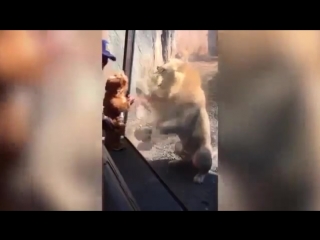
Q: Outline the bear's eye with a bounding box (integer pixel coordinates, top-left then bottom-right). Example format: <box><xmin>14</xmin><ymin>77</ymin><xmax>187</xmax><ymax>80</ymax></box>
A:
<box><xmin>157</xmin><ymin>66</ymin><xmax>165</xmax><ymax>73</ymax></box>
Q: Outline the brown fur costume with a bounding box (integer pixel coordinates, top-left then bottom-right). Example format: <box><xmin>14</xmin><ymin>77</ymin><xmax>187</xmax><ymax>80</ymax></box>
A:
<box><xmin>103</xmin><ymin>72</ymin><xmax>132</xmax><ymax>150</ymax></box>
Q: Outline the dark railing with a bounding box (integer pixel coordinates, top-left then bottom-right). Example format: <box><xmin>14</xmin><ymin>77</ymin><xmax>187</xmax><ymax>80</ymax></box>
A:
<box><xmin>103</xmin><ymin>146</ymin><xmax>140</xmax><ymax>211</ymax></box>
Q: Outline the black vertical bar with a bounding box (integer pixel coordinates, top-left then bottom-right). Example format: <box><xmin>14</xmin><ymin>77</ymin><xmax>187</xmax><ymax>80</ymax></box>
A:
<box><xmin>122</xmin><ymin>30</ymin><xmax>136</xmax><ymax>95</ymax></box>
<box><xmin>122</xmin><ymin>30</ymin><xmax>136</xmax><ymax>124</ymax></box>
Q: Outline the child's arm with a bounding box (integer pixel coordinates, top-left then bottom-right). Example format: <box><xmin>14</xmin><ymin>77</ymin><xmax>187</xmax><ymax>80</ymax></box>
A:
<box><xmin>111</xmin><ymin>97</ymin><xmax>131</xmax><ymax>112</ymax></box>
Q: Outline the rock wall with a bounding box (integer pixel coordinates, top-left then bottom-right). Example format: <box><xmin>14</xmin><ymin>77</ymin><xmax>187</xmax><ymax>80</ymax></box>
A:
<box><xmin>175</xmin><ymin>30</ymin><xmax>217</xmax><ymax>58</ymax></box>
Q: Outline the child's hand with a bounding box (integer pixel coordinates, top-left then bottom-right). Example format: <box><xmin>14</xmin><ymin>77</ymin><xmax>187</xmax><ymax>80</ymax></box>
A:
<box><xmin>127</xmin><ymin>95</ymin><xmax>135</xmax><ymax>105</ymax></box>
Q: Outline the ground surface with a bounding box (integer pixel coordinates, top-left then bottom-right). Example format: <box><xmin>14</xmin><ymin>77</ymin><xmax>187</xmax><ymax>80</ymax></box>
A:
<box><xmin>126</xmin><ymin>59</ymin><xmax>218</xmax><ymax>211</ymax></box>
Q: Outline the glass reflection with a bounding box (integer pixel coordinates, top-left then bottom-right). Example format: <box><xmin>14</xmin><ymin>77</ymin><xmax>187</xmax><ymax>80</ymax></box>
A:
<box><xmin>126</xmin><ymin>30</ymin><xmax>218</xmax><ymax>211</ymax></box>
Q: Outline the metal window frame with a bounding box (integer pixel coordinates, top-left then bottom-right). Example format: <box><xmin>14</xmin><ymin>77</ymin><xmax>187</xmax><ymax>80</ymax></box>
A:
<box><xmin>122</xmin><ymin>30</ymin><xmax>136</xmax><ymax>124</ymax></box>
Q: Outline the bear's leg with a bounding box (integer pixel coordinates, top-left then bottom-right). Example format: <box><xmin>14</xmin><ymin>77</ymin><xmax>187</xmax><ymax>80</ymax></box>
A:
<box><xmin>174</xmin><ymin>141</ymin><xmax>183</xmax><ymax>155</ymax></box>
<box><xmin>157</xmin><ymin>117</ymin><xmax>185</xmax><ymax>135</ymax></box>
<box><xmin>173</xmin><ymin>141</ymin><xmax>190</xmax><ymax>158</ymax></box>
<box><xmin>134</xmin><ymin>127</ymin><xmax>152</xmax><ymax>142</ymax></box>
<box><xmin>169</xmin><ymin>141</ymin><xmax>185</xmax><ymax>166</ymax></box>
<box><xmin>192</xmin><ymin>145</ymin><xmax>213</xmax><ymax>184</ymax></box>
<box><xmin>169</xmin><ymin>141</ymin><xmax>193</xmax><ymax>166</ymax></box>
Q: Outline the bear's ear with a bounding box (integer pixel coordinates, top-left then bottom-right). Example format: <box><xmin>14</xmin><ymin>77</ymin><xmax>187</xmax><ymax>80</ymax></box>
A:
<box><xmin>157</xmin><ymin>66</ymin><xmax>164</xmax><ymax>73</ymax></box>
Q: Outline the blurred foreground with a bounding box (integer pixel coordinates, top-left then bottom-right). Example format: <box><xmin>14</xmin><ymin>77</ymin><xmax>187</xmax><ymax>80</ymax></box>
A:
<box><xmin>219</xmin><ymin>30</ymin><xmax>320</xmax><ymax>211</ymax></box>
<box><xmin>0</xmin><ymin>30</ymin><xmax>102</xmax><ymax>210</ymax></box>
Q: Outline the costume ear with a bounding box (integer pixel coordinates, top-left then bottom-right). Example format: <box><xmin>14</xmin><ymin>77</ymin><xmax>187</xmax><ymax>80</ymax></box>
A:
<box><xmin>105</xmin><ymin>79</ymin><xmax>111</xmax><ymax>91</ymax></box>
<box><xmin>120</xmin><ymin>74</ymin><xmax>129</xmax><ymax>87</ymax></box>
<box><xmin>119</xmin><ymin>77</ymin><xmax>125</xmax><ymax>86</ymax></box>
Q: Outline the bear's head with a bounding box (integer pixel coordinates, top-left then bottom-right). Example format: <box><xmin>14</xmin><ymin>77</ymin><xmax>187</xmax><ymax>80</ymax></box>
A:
<box><xmin>153</xmin><ymin>59</ymin><xmax>185</xmax><ymax>98</ymax></box>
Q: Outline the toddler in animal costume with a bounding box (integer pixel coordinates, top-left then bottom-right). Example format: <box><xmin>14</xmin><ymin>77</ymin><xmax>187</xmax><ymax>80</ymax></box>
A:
<box><xmin>103</xmin><ymin>72</ymin><xmax>134</xmax><ymax>150</ymax></box>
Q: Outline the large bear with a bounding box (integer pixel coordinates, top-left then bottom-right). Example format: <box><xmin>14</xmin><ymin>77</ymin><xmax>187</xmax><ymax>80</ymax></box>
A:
<box><xmin>140</xmin><ymin>58</ymin><xmax>213</xmax><ymax>184</ymax></box>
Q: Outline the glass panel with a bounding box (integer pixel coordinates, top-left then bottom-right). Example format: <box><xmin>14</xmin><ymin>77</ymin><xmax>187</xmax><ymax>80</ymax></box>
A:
<box><xmin>126</xmin><ymin>30</ymin><xmax>218</xmax><ymax>211</ymax></box>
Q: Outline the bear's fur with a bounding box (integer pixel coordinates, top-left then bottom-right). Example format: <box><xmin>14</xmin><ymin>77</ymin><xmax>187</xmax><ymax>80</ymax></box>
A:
<box><xmin>146</xmin><ymin>58</ymin><xmax>213</xmax><ymax>183</ymax></box>
<box><xmin>175</xmin><ymin>49</ymin><xmax>189</xmax><ymax>62</ymax></box>
<box><xmin>103</xmin><ymin>72</ymin><xmax>132</xmax><ymax>150</ymax></box>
